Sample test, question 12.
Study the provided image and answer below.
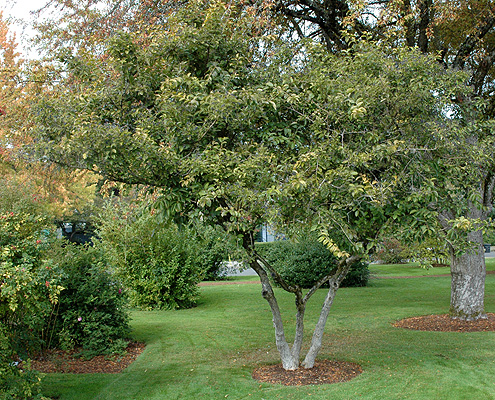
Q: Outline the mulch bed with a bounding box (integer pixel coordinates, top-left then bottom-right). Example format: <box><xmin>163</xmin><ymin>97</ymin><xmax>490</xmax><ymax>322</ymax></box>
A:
<box><xmin>252</xmin><ymin>360</ymin><xmax>363</xmax><ymax>386</ymax></box>
<box><xmin>252</xmin><ymin>312</ymin><xmax>495</xmax><ymax>386</ymax></box>
<box><xmin>29</xmin><ymin>341</ymin><xmax>146</xmax><ymax>374</ymax></box>
<box><xmin>393</xmin><ymin>313</ymin><xmax>495</xmax><ymax>332</ymax></box>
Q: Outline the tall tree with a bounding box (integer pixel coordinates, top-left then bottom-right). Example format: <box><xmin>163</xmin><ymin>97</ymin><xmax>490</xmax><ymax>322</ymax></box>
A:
<box><xmin>0</xmin><ymin>11</ymin><xmax>99</xmax><ymax>220</ymax></box>
<box><xmin>379</xmin><ymin>0</ymin><xmax>495</xmax><ymax>321</ymax></box>
<box><xmin>270</xmin><ymin>0</ymin><xmax>495</xmax><ymax>321</ymax></box>
<box><xmin>32</xmin><ymin>1</ymin><xmax>468</xmax><ymax>368</ymax></box>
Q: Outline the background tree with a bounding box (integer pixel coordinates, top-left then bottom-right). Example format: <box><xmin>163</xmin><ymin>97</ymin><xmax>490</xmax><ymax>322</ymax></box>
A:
<box><xmin>0</xmin><ymin>10</ymin><xmax>100</xmax><ymax>224</ymax></box>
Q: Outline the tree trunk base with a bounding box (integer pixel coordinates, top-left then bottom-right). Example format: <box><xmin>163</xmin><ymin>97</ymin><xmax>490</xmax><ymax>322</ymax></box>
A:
<box><xmin>449</xmin><ymin>309</ymin><xmax>487</xmax><ymax>321</ymax></box>
<box><xmin>450</xmin><ymin>270</ymin><xmax>486</xmax><ymax>321</ymax></box>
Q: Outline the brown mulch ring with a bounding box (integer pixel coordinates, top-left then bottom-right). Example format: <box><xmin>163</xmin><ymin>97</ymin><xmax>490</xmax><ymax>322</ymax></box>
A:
<box><xmin>252</xmin><ymin>360</ymin><xmax>363</xmax><ymax>386</ymax></box>
<box><xmin>28</xmin><ymin>341</ymin><xmax>146</xmax><ymax>374</ymax></box>
<box><xmin>393</xmin><ymin>313</ymin><xmax>495</xmax><ymax>332</ymax></box>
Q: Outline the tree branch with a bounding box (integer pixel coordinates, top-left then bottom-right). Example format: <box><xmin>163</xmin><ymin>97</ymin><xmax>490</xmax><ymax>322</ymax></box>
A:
<box><xmin>453</xmin><ymin>16</ymin><xmax>495</xmax><ymax>70</ymax></box>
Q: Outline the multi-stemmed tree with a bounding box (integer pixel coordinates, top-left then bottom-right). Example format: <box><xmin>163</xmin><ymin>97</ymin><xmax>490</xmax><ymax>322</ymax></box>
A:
<box><xmin>31</xmin><ymin>0</ymin><xmax>473</xmax><ymax>369</ymax></box>
<box><xmin>27</xmin><ymin>0</ymin><xmax>495</xmax><ymax>321</ymax></box>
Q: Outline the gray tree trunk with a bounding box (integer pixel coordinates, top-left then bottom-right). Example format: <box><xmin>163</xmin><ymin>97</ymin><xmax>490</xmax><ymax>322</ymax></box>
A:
<box><xmin>249</xmin><ymin>258</ymin><xmax>300</xmax><ymax>370</ymax></box>
<box><xmin>450</xmin><ymin>230</ymin><xmax>487</xmax><ymax>320</ymax></box>
<box><xmin>291</xmin><ymin>295</ymin><xmax>306</xmax><ymax>364</ymax></box>
<box><xmin>302</xmin><ymin>257</ymin><xmax>356</xmax><ymax>368</ymax></box>
<box><xmin>301</xmin><ymin>281</ymin><xmax>338</xmax><ymax>369</ymax></box>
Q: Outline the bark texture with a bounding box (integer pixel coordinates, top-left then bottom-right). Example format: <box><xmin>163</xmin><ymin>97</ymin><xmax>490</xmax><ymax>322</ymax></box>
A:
<box><xmin>302</xmin><ymin>281</ymin><xmax>338</xmax><ymax>369</ymax></box>
<box><xmin>450</xmin><ymin>230</ymin><xmax>487</xmax><ymax>320</ymax></box>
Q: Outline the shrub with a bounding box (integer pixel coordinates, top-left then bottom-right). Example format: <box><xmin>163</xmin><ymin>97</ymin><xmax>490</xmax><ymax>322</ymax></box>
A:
<box><xmin>0</xmin><ymin>211</ymin><xmax>57</xmax><ymax>399</ymax></box>
<box><xmin>48</xmin><ymin>243</ymin><xmax>130</xmax><ymax>359</ymax></box>
<box><xmin>192</xmin><ymin>224</ymin><xmax>242</xmax><ymax>281</ymax></box>
<box><xmin>0</xmin><ymin>324</ymin><xmax>44</xmax><ymax>400</ymax></box>
<box><xmin>373</xmin><ymin>237</ymin><xmax>410</xmax><ymax>264</ymax></box>
<box><xmin>341</xmin><ymin>260</ymin><xmax>370</xmax><ymax>287</ymax></box>
<box><xmin>97</xmin><ymin>199</ymin><xmax>203</xmax><ymax>310</ymax></box>
<box><xmin>256</xmin><ymin>240</ymin><xmax>369</xmax><ymax>288</ymax></box>
<box><xmin>0</xmin><ymin>212</ymin><xmax>62</xmax><ymax>358</ymax></box>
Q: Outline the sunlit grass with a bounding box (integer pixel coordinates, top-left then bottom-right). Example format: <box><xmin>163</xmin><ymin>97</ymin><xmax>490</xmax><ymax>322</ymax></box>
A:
<box><xmin>371</xmin><ymin>255</ymin><xmax>495</xmax><ymax>277</ymax></box>
<box><xmin>41</xmin><ymin>262</ymin><xmax>495</xmax><ymax>400</ymax></box>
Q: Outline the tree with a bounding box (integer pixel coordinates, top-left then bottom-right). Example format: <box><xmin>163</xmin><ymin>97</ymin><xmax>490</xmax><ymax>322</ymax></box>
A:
<box><xmin>32</xmin><ymin>0</ymin><xmax>468</xmax><ymax>368</ymax></box>
<box><xmin>269</xmin><ymin>0</ymin><xmax>495</xmax><ymax>321</ymax></box>
<box><xmin>0</xmin><ymin>10</ymin><xmax>26</xmax><ymax>152</ymax></box>
<box><xmin>0</xmin><ymin>10</ymin><xmax>100</xmax><ymax>222</ymax></box>
<box><xmin>30</xmin><ymin>0</ymin><xmax>273</xmax><ymax>59</ymax></box>
<box><xmin>386</xmin><ymin>0</ymin><xmax>495</xmax><ymax>321</ymax></box>
<box><xmin>372</xmin><ymin>0</ymin><xmax>495</xmax><ymax>321</ymax></box>
<box><xmin>44</xmin><ymin>0</ymin><xmax>491</xmax><ymax>321</ymax></box>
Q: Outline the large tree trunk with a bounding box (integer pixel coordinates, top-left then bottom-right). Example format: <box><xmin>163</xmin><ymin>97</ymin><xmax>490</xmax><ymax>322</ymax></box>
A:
<box><xmin>449</xmin><ymin>230</ymin><xmax>487</xmax><ymax>321</ymax></box>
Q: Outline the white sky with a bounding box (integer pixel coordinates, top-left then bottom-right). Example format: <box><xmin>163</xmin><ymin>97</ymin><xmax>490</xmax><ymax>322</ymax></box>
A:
<box><xmin>1</xmin><ymin>0</ymin><xmax>48</xmax><ymax>57</ymax></box>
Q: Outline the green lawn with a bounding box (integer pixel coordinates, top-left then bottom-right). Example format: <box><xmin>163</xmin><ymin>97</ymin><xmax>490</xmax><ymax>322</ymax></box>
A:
<box><xmin>370</xmin><ymin>257</ymin><xmax>495</xmax><ymax>277</ymax></box>
<box><xmin>41</xmin><ymin>266</ymin><xmax>495</xmax><ymax>400</ymax></box>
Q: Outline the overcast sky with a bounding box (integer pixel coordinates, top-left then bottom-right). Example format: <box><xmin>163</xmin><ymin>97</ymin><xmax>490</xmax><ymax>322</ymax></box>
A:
<box><xmin>1</xmin><ymin>0</ymin><xmax>48</xmax><ymax>57</ymax></box>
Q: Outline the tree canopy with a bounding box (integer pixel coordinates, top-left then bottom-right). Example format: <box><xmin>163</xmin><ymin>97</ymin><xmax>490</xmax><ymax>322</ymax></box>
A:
<box><xmin>0</xmin><ymin>11</ymin><xmax>98</xmax><ymax>219</ymax></box>
<box><xmin>30</xmin><ymin>0</ymin><xmax>478</xmax><ymax>367</ymax></box>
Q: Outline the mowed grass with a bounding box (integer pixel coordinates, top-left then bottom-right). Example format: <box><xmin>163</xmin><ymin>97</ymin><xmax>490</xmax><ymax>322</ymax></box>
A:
<box><xmin>42</xmin><ymin>265</ymin><xmax>495</xmax><ymax>400</ymax></box>
<box><xmin>369</xmin><ymin>256</ymin><xmax>495</xmax><ymax>277</ymax></box>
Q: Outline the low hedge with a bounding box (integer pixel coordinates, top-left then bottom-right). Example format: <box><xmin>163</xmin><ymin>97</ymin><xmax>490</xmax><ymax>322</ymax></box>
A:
<box><xmin>256</xmin><ymin>240</ymin><xmax>369</xmax><ymax>288</ymax></box>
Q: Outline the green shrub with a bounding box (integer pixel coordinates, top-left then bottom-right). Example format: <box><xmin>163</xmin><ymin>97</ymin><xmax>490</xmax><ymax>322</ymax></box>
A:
<box><xmin>0</xmin><ymin>212</ymin><xmax>62</xmax><ymax>358</ymax></box>
<box><xmin>256</xmin><ymin>240</ymin><xmax>369</xmax><ymax>288</ymax></box>
<box><xmin>49</xmin><ymin>243</ymin><xmax>130</xmax><ymax>359</ymax></box>
<box><xmin>97</xmin><ymin>199</ymin><xmax>202</xmax><ymax>310</ymax></box>
<box><xmin>0</xmin><ymin>211</ymin><xmax>56</xmax><ymax>399</ymax></box>
<box><xmin>373</xmin><ymin>237</ymin><xmax>410</xmax><ymax>264</ymax></box>
<box><xmin>0</xmin><ymin>324</ymin><xmax>44</xmax><ymax>400</ymax></box>
<box><xmin>192</xmin><ymin>224</ymin><xmax>241</xmax><ymax>281</ymax></box>
<box><xmin>341</xmin><ymin>260</ymin><xmax>370</xmax><ymax>287</ymax></box>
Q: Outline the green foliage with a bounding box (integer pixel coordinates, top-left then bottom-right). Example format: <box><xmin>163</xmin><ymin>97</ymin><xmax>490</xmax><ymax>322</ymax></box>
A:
<box><xmin>0</xmin><ymin>211</ymin><xmax>56</xmax><ymax>399</ymax></box>
<box><xmin>0</xmin><ymin>179</ymin><xmax>46</xmax><ymax>216</ymax></box>
<box><xmin>192</xmin><ymin>223</ymin><xmax>241</xmax><ymax>280</ymax></box>
<box><xmin>256</xmin><ymin>240</ymin><xmax>369</xmax><ymax>288</ymax></box>
<box><xmin>47</xmin><ymin>243</ymin><xmax>130</xmax><ymax>359</ymax></box>
<box><xmin>32</xmin><ymin>0</ymin><xmax>484</xmax><ymax>362</ymax></box>
<box><xmin>374</xmin><ymin>236</ymin><xmax>451</xmax><ymax>267</ymax></box>
<box><xmin>97</xmin><ymin>199</ymin><xmax>203</xmax><ymax>310</ymax></box>
<box><xmin>271</xmin><ymin>41</ymin><xmax>470</xmax><ymax>259</ymax></box>
<box><xmin>0</xmin><ymin>183</ymin><xmax>130</xmax><ymax>362</ymax></box>
<box><xmin>0</xmin><ymin>324</ymin><xmax>44</xmax><ymax>400</ymax></box>
<box><xmin>0</xmin><ymin>211</ymin><xmax>62</xmax><ymax>358</ymax></box>
<box><xmin>408</xmin><ymin>238</ymin><xmax>451</xmax><ymax>268</ymax></box>
<box><xmin>342</xmin><ymin>260</ymin><xmax>370</xmax><ymax>287</ymax></box>
<box><xmin>373</xmin><ymin>238</ymin><xmax>410</xmax><ymax>264</ymax></box>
